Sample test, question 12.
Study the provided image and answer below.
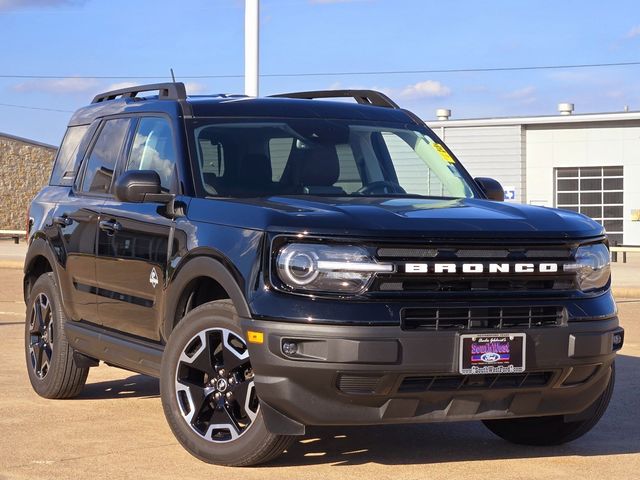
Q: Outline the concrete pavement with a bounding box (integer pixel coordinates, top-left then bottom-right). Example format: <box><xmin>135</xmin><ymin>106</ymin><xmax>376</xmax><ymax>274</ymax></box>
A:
<box><xmin>0</xmin><ymin>267</ymin><xmax>638</xmax><ymax>480</ymax></box>
<box><xmin>0</xmin><ymin>239</ymin><xmax>26</xmax><ymax>269</ymax></box>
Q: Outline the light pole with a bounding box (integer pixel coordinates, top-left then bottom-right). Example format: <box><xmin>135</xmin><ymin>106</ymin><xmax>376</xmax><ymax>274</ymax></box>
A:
<box><xmin>245</xmin><ymin>0</ymin><xmax>259</xmax><ymax>97</ymax></box>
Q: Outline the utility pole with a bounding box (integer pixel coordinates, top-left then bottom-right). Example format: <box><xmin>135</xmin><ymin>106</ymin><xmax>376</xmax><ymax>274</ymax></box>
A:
<box><xmin>245</xmin><ymin>0</ymin><xmax>259</xmax><ymax>97</ymax></box>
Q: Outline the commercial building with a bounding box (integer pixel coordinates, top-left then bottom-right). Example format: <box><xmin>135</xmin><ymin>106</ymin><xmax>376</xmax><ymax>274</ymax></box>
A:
<box><xmin>428</xmin><ymin>105</ymin><xmax>640</xmax><ymax>245</ymax></box>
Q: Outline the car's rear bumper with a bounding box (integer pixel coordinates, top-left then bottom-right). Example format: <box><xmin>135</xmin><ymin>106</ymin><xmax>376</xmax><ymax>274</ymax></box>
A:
<box><xmin>240</xmin><ymin>316</ymin><xmax>623</xmax><ymax>433</ymax></box>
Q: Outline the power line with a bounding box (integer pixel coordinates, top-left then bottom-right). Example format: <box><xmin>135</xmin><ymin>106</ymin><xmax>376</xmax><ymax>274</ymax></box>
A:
<box><xmin>0</xmin><ymin>102</ymin><xmax>73</xmax><ymax>113</ymax></box>
<box><xmin>0</xmin><ymin>61</ymin><xmax>639</xmax><ymax>80</ymax></box>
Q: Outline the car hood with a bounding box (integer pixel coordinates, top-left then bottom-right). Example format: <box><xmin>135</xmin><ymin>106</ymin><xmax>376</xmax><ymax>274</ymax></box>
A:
<box><xmin>188</xmin><ymin>196</ymin><xmax>605</xmax><ymax>240</ymax></box>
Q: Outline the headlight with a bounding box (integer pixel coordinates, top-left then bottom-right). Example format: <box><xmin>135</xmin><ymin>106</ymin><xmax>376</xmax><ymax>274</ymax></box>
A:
<box><xmin>275</xmin><ymin>243</ymin><xmax>393</xmax><ymax>294</ymax></box>
<box><xmin>564</xmin><ymin>243</ymin><xmax>610</xmax><ymax>292</ymax></box>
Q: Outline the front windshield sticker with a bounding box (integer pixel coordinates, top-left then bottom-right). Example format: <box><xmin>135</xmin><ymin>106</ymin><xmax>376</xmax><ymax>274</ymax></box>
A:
<box><xmin>432</xmin><ymin>143</ymin><xmax>456</xmax><ymax>164</ymax></box>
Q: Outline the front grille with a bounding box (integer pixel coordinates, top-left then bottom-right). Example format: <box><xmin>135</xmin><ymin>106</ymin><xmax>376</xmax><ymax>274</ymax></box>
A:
<box><xmin>398</xmin><ymin>372</ymin><xmax>553</xmax><ymax>393</ymax></box>
<box><xmin>376</xmin><ymin>246</ymin><xmax>572</xmax><ymax>261</ymax></box>
<box><xmin>372</xmin><ymin>244</ymin><xmax>576</xmax><ymax>295</ymax></box>
<box><xmin>337</xmin><ymin>374</ymin><xmax>382</xmax><ymax>394</ymax></box>
<box><xmin>401</xmin><ymin>306</ymin><xmax>564</xmax><ymax>331</ymax></box>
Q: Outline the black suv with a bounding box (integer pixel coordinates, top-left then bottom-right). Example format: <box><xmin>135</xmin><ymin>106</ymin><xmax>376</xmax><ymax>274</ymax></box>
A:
<box><xmin>24</xmin><ymin>83</ymin><xmax>624</xmax><ymax>466</ymax></box>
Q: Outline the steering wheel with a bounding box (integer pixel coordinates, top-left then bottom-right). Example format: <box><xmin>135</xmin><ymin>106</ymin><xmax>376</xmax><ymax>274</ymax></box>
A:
<box><xmin>356</xmin><ymin>181</ymin><xmax>406</xmax><ymax>195</ymax></box>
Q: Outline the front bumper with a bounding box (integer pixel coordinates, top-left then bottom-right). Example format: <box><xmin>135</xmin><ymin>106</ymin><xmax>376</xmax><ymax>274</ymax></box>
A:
<box><xmin>241</xmin><ymin>316</ymin><xmax>623</xmax><ymax>434</ymax></box>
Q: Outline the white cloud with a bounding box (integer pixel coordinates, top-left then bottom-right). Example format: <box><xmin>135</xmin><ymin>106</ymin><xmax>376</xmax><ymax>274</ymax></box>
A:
<box><xmin>503</xmin><ymin>86</ymin><xmax>536</xmax><ymax>100</ymax></box>
<box><xmin>0</xmin><ymin>0</ymin><xmax>83</xmax><ymax>11</ymax></box>
<box><xmin>605</xmin><ymin>89</ymin><xmax>625</xmax><ymax>99</ymax></box>
<box><xmin>399</xmin><ymin>80</ymin><xmax>451</xmax><ymax>99</ymax></box>
<box><xmin>625</xmin><ymin>25</ymin><xmax>640</xmax><ymax>39</ymax></box>
<box><xmin>502</xmin><ymin>86</ymin><xmax>537</xmax><ymax>105</ymax></box>
<box><xmin>322</xmin><ymin>80</ymin><xmax>450</xmax><ymax>102</ymax></box>
<box><xmin>11</xmin><ymin>77</ymin><xmax>99</xmax><ymax>94</ymax></box>
<box><xmin>104</xmin><ymin>82</ymin><xmax>138</xmax><ymax>92</ymax></box>
<box><xmin>185</xmin><ymin>82</ymin><xmax>206</xmax><ymax>94</ymax></box>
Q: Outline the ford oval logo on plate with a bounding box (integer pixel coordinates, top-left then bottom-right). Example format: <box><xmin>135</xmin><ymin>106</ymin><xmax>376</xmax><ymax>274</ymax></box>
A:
<box><xmin>460</xmin><ymin>333</ymin><xmax>526</xmax><ymax>375</ymax></box>
<box><xmin>480</xmin><ymin>352</ymin><xmax>501</xmax><ymax>363</ymax></box>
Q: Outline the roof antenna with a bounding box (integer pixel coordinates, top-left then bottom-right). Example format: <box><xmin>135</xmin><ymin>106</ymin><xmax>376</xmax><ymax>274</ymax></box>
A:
<box><xmin>170</xmin><ymin>68</ymin><xmax>176</xmax><ymax>83</ymax></box>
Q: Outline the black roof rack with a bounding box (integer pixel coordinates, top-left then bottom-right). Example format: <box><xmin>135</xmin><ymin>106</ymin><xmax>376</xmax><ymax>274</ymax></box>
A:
<box><xmin>91</xmin><ymin>82</ymin><xmax>187</xmax><ymax>104</ymax></box>
<box><xmin>270</xmin><ymin>89</ymin><xmax>400</xmax><ymax>109</ymax></box>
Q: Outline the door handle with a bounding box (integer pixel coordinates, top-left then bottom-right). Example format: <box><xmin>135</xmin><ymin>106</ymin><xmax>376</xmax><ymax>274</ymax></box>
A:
<box><xmin>99</xmin><ymin>219</ymin><xmax>122</xmax><ymax>235</ymax></box>
<box><xmin>53</xmin><ymin>215</ymin><xmax>73</xmax><ymax>227</ymax></box>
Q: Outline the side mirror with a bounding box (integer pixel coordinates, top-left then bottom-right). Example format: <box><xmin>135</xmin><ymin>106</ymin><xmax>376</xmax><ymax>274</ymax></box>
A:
<box><xmin>114</xmin><ymin>170</ymin><xmax>162</xmax><ymax>203</ymax></box>
<box><xmin>474</xmin><ymin>177</ymin><xmax>505</xmax><ymax>201</ymax></box>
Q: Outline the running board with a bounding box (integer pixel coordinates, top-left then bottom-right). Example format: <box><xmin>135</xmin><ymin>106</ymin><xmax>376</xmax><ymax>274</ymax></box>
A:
<box><xmin>65</xmin><ymin>321</ymin><xmax>164</xmax><ymax>377</ymax></box>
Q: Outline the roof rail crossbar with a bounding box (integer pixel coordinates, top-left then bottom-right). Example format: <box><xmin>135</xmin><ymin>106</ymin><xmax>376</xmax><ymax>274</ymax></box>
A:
<box><xmin>91</xmin><ymin>82</ymin><xmax>187</xmax><ymax>104</ymax></box>
<box><xmin>270</xmin><ymin>89</ymin><xmax>400</xmax><ymax>109</ymax></box>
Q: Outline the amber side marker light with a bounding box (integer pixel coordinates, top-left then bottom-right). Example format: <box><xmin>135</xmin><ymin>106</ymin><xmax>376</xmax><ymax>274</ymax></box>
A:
<box><xmin>247</xmin><ymin>331</ymin><xmax>264</xmax><ymax>344</ymax></box>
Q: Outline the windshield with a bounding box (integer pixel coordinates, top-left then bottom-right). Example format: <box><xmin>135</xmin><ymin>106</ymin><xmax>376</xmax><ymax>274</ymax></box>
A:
<box><xmin>190</xmin><ymin>119</ymin><xmax>476</xmax><ymax>198</ymax></box>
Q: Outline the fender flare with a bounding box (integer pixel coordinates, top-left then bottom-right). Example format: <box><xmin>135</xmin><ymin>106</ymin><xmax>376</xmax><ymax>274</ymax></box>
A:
<box><xmin>23</xmin><ymin>237</ymin><xmax>61</xmax><ymax>303</ymax></box>
<box><xmin>162</xmin><ymin>256</ymin><xmax>252</xmax><ymax>341</ymax></box>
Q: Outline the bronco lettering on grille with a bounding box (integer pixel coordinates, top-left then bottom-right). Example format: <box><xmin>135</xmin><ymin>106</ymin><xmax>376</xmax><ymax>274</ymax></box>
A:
<box><xmin>404</xmin><ymin>263</ymin><xmax>559</xmax><ymax>274</ymax></box>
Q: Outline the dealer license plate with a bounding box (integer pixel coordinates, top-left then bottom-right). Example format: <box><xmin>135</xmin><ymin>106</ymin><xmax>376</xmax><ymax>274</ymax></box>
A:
<box><xmin>459</xmin><ymin>333</ymin><xmax>526</xmax><ymax>375</ymax></box>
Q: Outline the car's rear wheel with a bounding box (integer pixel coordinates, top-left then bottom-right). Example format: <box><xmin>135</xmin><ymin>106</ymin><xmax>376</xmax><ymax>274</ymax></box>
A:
<box><xmin>25</xmin><ymin>272</ymin><xmax>89</xmax><ymax>399</ymax></box>
<box><xmin>160</xmin><ymin>299</ymin><xmax>293</xmax><ymax>466</ymax></box>
<box><xmin>483</xmin><ymin>362</ymin><xmax>615</xmax><ymax>445</ymax></box>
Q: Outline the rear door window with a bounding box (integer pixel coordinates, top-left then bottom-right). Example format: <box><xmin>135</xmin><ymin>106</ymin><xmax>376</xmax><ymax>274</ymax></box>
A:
<box><xmin>81</xmin><ymin>118</ymin><xmax>131</xmax><ymax>195</ymax></box>
<box><xmin>50</xmin><ymin>125</ymin><xmax>90</xmax><ymax>186</ymax></box>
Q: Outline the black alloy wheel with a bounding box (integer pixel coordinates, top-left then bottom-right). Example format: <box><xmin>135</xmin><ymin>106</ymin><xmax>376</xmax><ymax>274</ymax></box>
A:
<box><xmin>160</xmin><ymin>300</ymin><xmax>293</xmax><ymax>466</ymax></box>
<box><xmin>175</xmin><ymin>327</ymin><xmax>259</xmax><ymax>443</ymax></box>
<box><xmin>27</xmin><ymin>292</ymin><xmax>54</xmax><ymax>379</ymax></box>
<box><xmin>24</xmin><ymin>273</ymin><xmax>89</xmax><ymax>399</ymax></box>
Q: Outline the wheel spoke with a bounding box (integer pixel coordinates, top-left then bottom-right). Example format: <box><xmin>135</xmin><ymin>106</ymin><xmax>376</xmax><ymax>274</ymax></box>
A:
<box><xmin>30</xmin><ymin>297</ymin><xmax>45</xmax><ymax>334</ymax></box>
<box><xmin>207</xmin><ymin>404</ymin><xmax>241</xmax><ymax>438</ymax></box>
<box><xmin>42</xmin><ymin>344</ymin><xmax>53</xmax><ymax>369</ymax></box>
<box><xmin>223</xmin><ymin>404</ymin><xmax>242</xmax><ymax>434</ymax></box>
<box><xmin>232</xmin><ymin>380</ymin><xmax>251</xmax><ymax>415</ymax></box>
<box><xmin>32</xmin><ymin>340</ymin><xmax>44</xmax><ymax>373</ymax></box>
<box><xmin>40</xmin><ymin>296</ymin><xmax>50</xmax><ymax>325</ymax></box>
<box><xmin>184</xmin><ymin>333</ymin><xmax>218</xmax><ymax>377</ymax></box>
<box><xmin>221</xmin><ymin>331</ymin><xmax>249</xmax><ymax>373</ymax></box>
<box><xmin>178</xmin><ymin>379</ymin><xmax>209</xmax><ymax>424</ymax></box>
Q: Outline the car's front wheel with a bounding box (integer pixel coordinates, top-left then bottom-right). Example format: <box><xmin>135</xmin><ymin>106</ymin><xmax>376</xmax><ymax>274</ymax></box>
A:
<box><xmin>483</xmin><ymin>362</ymin><xmax>615</xmax><ymax>445</ymax></box>
<box><xmin>160</xmin><ymin>299</ymin><xmax>293</xmax><ymax>466</ymax></box>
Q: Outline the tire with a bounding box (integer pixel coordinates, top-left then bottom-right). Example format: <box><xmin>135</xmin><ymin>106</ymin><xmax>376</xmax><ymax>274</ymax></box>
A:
<box><xmin>483</xmin><ymin>362</ymin><xmax>615</xmax><ymax>446</ymax></box>
<box><xmin>160</xmin><ymin>299</ymin><xmax>293</xmax><ymax>467</ymax></box>
<box><xmin>25</xmin><ymin>272</ymin><xmax>89</xmax><ymax>399</ymax></box>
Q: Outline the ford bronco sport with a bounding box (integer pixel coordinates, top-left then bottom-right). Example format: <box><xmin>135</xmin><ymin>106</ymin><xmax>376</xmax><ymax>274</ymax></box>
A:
<box><xmin>24</xmin><ymin>83</ymin><xmax>624</xmax><ymax>466</ymax></box>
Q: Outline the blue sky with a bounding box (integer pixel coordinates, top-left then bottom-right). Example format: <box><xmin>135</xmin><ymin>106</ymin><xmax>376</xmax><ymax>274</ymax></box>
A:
<box><xmin>1</xmin><ymin>0</ymin><xmax>640</xmax><ymax>145</ymax></box>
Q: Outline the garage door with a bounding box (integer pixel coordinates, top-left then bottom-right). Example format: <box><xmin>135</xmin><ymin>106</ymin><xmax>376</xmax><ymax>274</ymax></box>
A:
<box><xmin>555</xmin><ymin>166</ymin><xmax>624</xmax><ymax>245</ymax></box>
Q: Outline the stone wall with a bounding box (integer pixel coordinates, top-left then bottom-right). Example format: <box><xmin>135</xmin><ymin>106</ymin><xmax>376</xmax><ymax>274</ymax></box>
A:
<box><xmin>0</xmin><ymin>135</ymin><xmax>56</xmax><ymax>230</ymax></box>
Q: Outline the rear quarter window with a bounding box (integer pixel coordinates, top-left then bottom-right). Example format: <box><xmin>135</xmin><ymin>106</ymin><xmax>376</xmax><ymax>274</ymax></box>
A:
<box><xmin>49</xmin><ymin>125</ymin><xmax>91</xmax><ymax>186</ymax></box>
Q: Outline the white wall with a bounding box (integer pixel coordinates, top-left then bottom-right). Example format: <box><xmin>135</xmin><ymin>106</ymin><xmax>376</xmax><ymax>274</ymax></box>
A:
<box><xmin>438</xmin><ymin>125</ymin><xmax>525</xmax><ymax>202</ymax></box>
<box><xmin>526</xmin><ymin>122</ymin><xmax>640</xmax><ymax>244</ymax></box>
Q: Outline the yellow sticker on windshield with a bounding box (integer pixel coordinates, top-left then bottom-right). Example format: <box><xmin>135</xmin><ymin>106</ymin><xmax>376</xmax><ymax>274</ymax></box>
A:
<box><xmin>433</xmin><ymin>143</ymin><xmax>455</xmax><ymax>164</ymax></box>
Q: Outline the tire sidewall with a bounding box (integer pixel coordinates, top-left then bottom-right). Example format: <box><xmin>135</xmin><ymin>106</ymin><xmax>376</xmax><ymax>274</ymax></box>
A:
<box><xmin>160</xmin><ymin>302</ymin><xmax>276</xmax><ymax>465</ymax></box>
<box><xmin>24</xmin><ymin>273</ymin><xmax>69</xmax><ymax>396</ymax></box>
